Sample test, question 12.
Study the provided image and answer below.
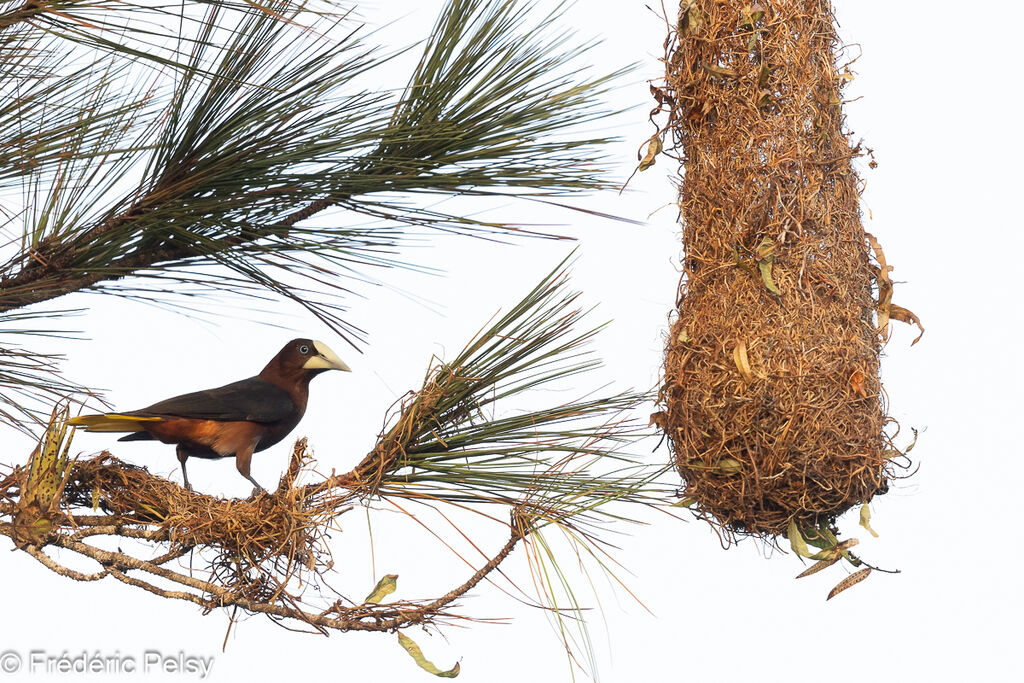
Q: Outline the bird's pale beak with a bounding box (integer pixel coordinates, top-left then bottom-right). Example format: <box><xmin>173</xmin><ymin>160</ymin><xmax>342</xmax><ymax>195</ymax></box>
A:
<box><xmin>304</xmin><ymin>340</ymin><xmax>351</xmax><ymax>372</ymax></box>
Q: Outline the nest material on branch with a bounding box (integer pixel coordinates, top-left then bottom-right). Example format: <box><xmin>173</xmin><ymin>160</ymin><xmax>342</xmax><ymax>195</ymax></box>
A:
<box><xmin>1</xmin><ymin>435</ymin><xmax>527</xmax><ymax>634</ymax></box>
<box><xmin>66</xmin><ymin>442</ymin><xmax>336</xmax><ymax>596</ymax></box>
<box><xmin>655</xmin><ymin>1</ymin><xmax>918</xmax><ymax>541</ymax></box>
<box><xmin>0</xmin><ymin>262</ymin><xmax>653</xmax><ymax>655</ymax></box>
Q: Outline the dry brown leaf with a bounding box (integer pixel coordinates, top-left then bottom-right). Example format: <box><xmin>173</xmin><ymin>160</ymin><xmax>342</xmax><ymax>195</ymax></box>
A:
<box><xmin>795</xmin><ymin>554</ymin><xmax>840</xmax><ymax>579</ymax></box>
<box><xmin>638</xmin><ymin>136</ymin><xmax>663</xmax><ymax>172</ymax></box>
<box><xmin>826</xmin><ymin>567</ymin><xmax>871</xmax><ymax>600</ymax></box>
<box><xmin>865</xmin><ymin>235</ymin><xmax>892</xmax><ymax>326</ymax></box>
<box><xmin>889</xmin><ymin>303</ymin><xmax>925</xmax><ymax>345</ymax></box>
<box><xmin>865</xmin><ymin>232</ymin><xmax>923</xmax><ymax>344</ymax></box>
<box><xmin>680</xmin><ymin>1</ymin><xmax>702</xmax><ymax>34</ymax></box>
<box><xmin>849</xmin><ymin>370</ymin><xmax>867</xmax><ymax>398</ymax></box>
<box><xmin>702</xmin><ymin>61</ymin><xmax>738</xmax><ymax>78</ymax></box>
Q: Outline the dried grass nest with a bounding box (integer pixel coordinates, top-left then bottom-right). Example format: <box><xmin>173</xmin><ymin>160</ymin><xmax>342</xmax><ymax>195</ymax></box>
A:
<box><xmin>653</xmin><ymin>1</ymin><xmax>920</xmax><ymax>542</ymax></box>
<box><xmin>63</xmin><ymin>444</ymin><xmax>337</xmax><ymax>590</ymax></box>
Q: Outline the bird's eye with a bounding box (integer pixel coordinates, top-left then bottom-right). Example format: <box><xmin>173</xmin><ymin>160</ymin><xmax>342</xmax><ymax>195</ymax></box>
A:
<box><xmin>299</xmin><ymin>344</ymin><xmax>310</xmax><ymax>355</ymax></box>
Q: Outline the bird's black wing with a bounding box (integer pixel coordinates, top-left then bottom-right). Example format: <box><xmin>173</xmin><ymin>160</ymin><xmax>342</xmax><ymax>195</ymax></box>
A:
<box><xmin>135</xmin><ymin>377</ymin><xmax>296</xmax><ymax>423</ymax></box>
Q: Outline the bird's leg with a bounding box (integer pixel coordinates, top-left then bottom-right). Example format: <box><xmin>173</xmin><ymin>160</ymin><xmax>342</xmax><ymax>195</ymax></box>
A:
<box><xmin>176</xmin><ymin>445</ymin><xmax>192</xmax><ymax>491</ymax></box>
<box><xmin>235</xmin><ymin>442</ymin><xmax>267</xmax><ymax>497</ymax></box>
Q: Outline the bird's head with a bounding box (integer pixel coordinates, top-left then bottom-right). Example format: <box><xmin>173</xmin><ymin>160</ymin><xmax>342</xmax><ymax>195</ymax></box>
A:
<box><xmin>263</xmin><ymin>339</ymin><xmax>351</xmax><ymax>381</ymax></box>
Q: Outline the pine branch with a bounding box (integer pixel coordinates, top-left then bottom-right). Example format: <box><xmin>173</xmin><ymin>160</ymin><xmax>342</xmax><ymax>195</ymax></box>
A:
<box><xmin>305</xmin><ymin>255</ymin><xmax>657</xmax><ymax>522</ymax></box>
<box><xmin>0</xmin><ymin>1</ymin><xmax>46</xmax><ymax>31</ymax></box>
<box><xmin>0</xmin><ymin>261</ymin><xmax>660</xmax><ymax>657</ymax></box>
<box><xmin>0</xmin><ymin>0</ymin><xmax>632</xmax><ymax>349</ymax></box>
<box><xmin>0</xmin><ymin>1</ymin><xmax>338</xmax><ymax>71</ymax></box>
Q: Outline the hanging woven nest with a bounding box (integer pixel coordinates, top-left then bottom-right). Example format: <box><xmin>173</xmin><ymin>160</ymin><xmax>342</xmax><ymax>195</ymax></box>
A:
<box><xmin>654</xmin><ymin>0</ymin><xmax>920</xmax><ymax>542</ymax></box>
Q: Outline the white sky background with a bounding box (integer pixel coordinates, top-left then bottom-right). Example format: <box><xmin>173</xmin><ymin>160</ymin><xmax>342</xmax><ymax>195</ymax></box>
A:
<box><xmin>2</xmin><ymin>1</ymin><xmax>1022</xmax><ymax>681</ymax></box>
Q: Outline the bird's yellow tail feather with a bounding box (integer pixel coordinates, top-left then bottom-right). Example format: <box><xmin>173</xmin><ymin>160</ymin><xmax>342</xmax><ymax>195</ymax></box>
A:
<box><xmin>68</xmin><ymin>414</ymin><xmax>163</xmax><ymax>433</ymax></box>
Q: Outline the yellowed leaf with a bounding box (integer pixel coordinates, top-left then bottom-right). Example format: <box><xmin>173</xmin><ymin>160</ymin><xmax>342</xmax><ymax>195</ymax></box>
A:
<box><xmin>732</xmin><ymin>244</ymin><xmax>759</xmax><ymax>279</ymax></box>
<box><xmin>756</xmin><ymin>237</ymin><xmax>781</xmax><ymax>294</ymax></box>
<box><xmin>680</xmin><ymin>1</ymin><xmax>702</xmax><ymax>34</ymax></box>
<box><xmin>365</xmin><ymin>574</ymin><xmax>398</xmax><ymax>604</ymax></box>
<box><xmin>716</xmin><ymin>458</ymin><xmax>743</xmax><ymax>474</ymax></box>
<box><xmin>689</xmin><ymin>10</ymin><xmax>703</xmax><ymax>34</ymax></box>
<box><xmin>638</xmin><ymin>136</ymin><xmax>662</xmax><ymax>172</ymax></box>
<box><xmin>25</xmin><ymin>404</ymin><xmax>74</xmax><ymax>512</ymax></box>
<box><xmin>739</xmin><ymin>3</ymin><xmax>765</xmax><ymax>29</ymax></box>
<box><xmin>702</xmin><ymin>61</ymin><xmax>738</xmax><ymax>78</ymax></box>
<box><xmin>733</xmin><ymin>342</ymin><xmax>754</xmax><ymax>382</ymax></box>
<box><xmin>788</xmin><ymin>520</ymin><xmax>812</xmax><ymax>558</ymax></box>
<box><xmin>808</xmin><ymin>547</ymin><xmax>840</xmax><ymax>561</ymax></box>
<box><xmin>397</xmin><ymin>632</ymin><xmax>460</xmax><ymax>678</ymax></box>
<box><xmin>859</xmin><ymin>504</ymin><xmax>879</xmax><ymax>537</ymax></box>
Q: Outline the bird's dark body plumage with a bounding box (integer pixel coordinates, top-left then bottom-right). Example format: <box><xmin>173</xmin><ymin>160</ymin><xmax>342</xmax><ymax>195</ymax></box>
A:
<box><xmin>70</xmin><ymin>338</ymin><xmax>350</xmax><ymax>492</ymax></box>
<box><xmin>128</xmin><ymin>377</ymin><xmax>298</xmax><ymax>425</ymax></box>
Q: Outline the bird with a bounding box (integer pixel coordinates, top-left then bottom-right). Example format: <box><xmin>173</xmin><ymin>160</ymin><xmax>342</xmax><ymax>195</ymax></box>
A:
<box><xmin>69</xmin><ymin>338</ymin><xmax>350</xmax><ymax>494</ymax></box>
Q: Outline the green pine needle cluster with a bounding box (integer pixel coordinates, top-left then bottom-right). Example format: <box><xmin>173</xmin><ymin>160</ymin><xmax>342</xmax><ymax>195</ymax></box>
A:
<box><xmin>358</xmin><ymin>255</ymin><xmax>658</xmax><ymax>522</ymax></box>
<box><xmin>0</xmin><ymin>0</ymin><xmax>633</xmax><ymax>425</ymax></box>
